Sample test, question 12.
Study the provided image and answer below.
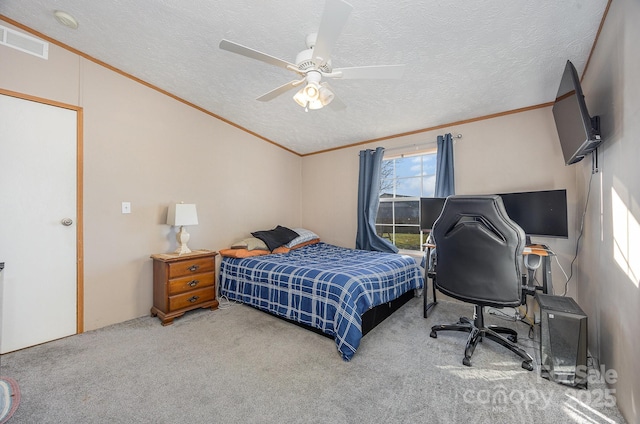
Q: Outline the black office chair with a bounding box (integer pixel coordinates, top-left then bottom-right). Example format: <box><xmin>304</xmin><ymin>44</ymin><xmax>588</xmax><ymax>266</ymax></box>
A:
<box><xmin>429</xmin><ymin>195</ymin><xmax>534</xmax><ymax>371</ymax></box>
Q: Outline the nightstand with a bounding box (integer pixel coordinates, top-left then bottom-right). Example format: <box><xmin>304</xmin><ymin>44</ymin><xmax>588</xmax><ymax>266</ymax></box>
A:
<box><xmin>150</xmin><ymin>250</ymin><xmax>219</xmax><ymax>325</ymax></box>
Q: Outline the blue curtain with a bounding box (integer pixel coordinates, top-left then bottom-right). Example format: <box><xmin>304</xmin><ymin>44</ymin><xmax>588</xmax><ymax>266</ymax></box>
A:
<box><xmin>356</xmin><ymin>147</ymin><xmax>398</xmax><ymax>253</ymax></box>
<box><xmin>435</xmin><ymin>133</ymin><xmax>455</xmax><ymax>197</ymax></box>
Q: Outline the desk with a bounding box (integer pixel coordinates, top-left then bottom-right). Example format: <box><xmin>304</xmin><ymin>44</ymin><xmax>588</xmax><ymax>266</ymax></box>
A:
<box><xmin>422</xmin><ymin>243</ymin><xmax>554</xmax><ymax>319</ymax></box>
<box><xmin>523</xmin><ymin>244</ymin><xmax>554</xmax><ymax>295</ymax></box>
<box><xmin>422</xmin><ymin>243</ymin><xmax>437</xmax><ymax>318</ymax></box>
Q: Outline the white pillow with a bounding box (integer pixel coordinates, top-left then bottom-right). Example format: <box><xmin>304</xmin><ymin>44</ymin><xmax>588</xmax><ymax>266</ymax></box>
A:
<box><xmin>230</xmin><ymin>237</ymin><xmax>269</xmax><ymax>251</ymax></box>
<box><xmin>285</xmin><ymin>228</ymin><xmax>320</xmax><ymax>248</ymax></box>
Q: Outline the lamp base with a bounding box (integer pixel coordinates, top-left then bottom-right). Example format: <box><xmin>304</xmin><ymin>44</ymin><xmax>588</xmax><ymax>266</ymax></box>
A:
<box><xmin>174</xmin><ymin>226</ymin><xmax>192</xmax><ymax>255</ymax></box>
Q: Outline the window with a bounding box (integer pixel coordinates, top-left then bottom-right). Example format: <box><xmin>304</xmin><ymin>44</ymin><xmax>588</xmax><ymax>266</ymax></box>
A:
<box><xmin>376</xmin><ymin>151</ymin><xmax>437</xmax><ymax>251</ymax></box>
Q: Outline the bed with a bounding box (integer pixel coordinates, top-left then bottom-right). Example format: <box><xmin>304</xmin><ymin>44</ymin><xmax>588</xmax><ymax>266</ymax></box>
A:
<box><xmin>219</xmin><ymin>238</ymin><xmax>424</xmax><ymax>361</ymax></box>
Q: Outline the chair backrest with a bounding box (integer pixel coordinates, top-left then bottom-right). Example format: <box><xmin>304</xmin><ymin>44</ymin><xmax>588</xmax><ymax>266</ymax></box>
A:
<box><xmin>431</xmin><ymin>195</ymin><xmax>525</xmax><ymax>308</ymax></box>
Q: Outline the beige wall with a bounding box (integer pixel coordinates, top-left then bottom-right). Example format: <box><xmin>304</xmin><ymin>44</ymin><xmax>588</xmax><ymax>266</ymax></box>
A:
<box><xmin>302</xmin><ymin>107</ymin><xmax>578</xmax><ymax>297</ymax></box>
<box><xmin>577</xmin><ymin>0</ymin><xmax>640</xmax><ymax>421</ymax></box>
<box><xmin>0</xmin><ymin>23</ymin><xmax>302</xmax><ymax>330</ymax></box>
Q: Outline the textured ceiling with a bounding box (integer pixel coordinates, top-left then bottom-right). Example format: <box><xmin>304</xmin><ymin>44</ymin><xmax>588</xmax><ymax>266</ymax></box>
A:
<box><xmin>0</xmin><ymin>0</ymin><xmax>608</xmax><ymax>155</ymax></box>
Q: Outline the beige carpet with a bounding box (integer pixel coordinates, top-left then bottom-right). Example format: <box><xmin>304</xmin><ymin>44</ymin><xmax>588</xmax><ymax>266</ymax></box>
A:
<box><xmin>0</xmin><ymin>296</ymin><xmax>627</xmax><ymax>423</ymax></box>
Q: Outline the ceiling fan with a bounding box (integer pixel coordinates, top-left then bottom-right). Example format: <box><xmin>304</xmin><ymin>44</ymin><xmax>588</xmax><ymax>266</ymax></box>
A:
<box><xmin>219</xmin><ymin>0</ymin><xmax>406</xmax><ymax>111</ymax></box>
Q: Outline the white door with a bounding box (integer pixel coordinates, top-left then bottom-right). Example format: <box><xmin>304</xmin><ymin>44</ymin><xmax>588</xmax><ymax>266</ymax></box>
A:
<box><xmin>0</xmin><ymin>93</ymin><xmax>78</xmax><ymax>353</ymax></box>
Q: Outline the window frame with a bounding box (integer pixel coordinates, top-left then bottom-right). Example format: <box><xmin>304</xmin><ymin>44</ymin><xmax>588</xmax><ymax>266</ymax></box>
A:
<box><xmin>376</xmin><ymin>147</ymin><xmax>438</xmax><ymax>252</ymax></box>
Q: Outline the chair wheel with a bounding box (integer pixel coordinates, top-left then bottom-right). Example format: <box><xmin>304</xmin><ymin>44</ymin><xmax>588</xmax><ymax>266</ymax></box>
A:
<box><xmin>522</xmin><ymin>361</ymin><xmax>534</xmax><ymax>371</ymax></box>
<box><xmin>508</xmin><ymin>335</ymin><xmax>517</xmax><ymax>343</ymax></box>
<box><xmin>430</xmin><ymin>330</ymin><xmax>437</xmax><ymax>338</ymax></box>
<box><xmin>463</xmin><ymin>357</ymin><xmax>471</xmax><ymax>367</ymax></box>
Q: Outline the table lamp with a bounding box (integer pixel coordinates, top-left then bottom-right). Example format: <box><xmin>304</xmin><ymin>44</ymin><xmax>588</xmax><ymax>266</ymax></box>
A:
<box><xmin>166</xmin><ymin>202</ymin><xmax>198</xmax><ymax>255</ymax></box>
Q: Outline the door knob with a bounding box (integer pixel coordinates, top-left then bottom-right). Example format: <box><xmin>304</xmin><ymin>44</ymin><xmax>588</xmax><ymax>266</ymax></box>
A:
<box><xmin>61</xmin><ymin>218</ymin><xmax>73</xmax><ymax>226</ymax></box>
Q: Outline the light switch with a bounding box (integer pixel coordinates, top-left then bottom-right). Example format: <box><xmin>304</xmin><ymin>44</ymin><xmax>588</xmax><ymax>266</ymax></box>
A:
<box><xmin>121</xmin><ymin>202</ymin><xmax>131</xmax><ymax>214</ymax></box>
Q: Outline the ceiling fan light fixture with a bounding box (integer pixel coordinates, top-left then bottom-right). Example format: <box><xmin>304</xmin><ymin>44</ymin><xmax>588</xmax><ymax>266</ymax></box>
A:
<box><xmin>293</xmin><ymin>88</ymin><xmax>309</xmax><ymax>108</ymax></box>
<box><xmin>293</xmin><ymin>83</ymin><xmax>335</xmax><ymax>110</ymax></box>
<box><xmin>307</xmin><ymin>99</ymin><xmax>325</xmax><ymax>110</ymax></box>
<box><xmin>303</xmin><ymin>81</ymin><xmax>320</xmax><ymax>101</ymax></box>
<box><xmin>318</xmin><ymin>85</ymin><xmax>335</xmax><ymax>106</ymax></box>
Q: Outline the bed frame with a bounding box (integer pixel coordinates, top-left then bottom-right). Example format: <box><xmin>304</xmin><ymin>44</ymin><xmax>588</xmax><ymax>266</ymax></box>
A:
<box><xmin>257</xmin><ymin>289</ymin><xmax>416</xmax><ymax>339</ymax></box>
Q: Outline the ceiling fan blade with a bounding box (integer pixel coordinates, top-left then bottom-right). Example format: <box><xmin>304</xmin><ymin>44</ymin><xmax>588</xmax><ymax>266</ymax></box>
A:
<box><xmin>327</xmin><ymin>94</ymin><xmax>346</xmax><ymax>111</ymax></box>
<box><xmin>312</xmin><ymin>0</ymin><xmax>353</xmax><ymax>67</ymax></box>
<box><xmin>256</xmin><ymin>79</ymin><xmax>305</xmax><ymax>102</ymax></box>
<box><xmin>320</xmin><ymin>82</ymin><xmax>346</xmax><ymax>110</ymax></box>
<box><xmin>220</xmin><ymin>39</ymin><xmax>298</xmax><ymax>72</ymax></box>
<box><xmin>331</xmin><ymin>64</ymin><xmax>406</xmax><ymax>79</ymax></box>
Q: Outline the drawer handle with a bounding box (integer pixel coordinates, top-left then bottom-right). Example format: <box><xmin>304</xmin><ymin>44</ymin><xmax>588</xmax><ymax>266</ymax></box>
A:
<box><xmin>188</xmin><ymin>265</ymin><xmax>200</xmax><ymax>272</ymax></box>
<box><xmin>187</xmin><ymin>280</ymin><xmax>199</xmax><ymax>287</ymax></box>
<box><xmin>188</xmin><ymin>296</ymin><xmax>200</xmax><ymax>303</ymax></box>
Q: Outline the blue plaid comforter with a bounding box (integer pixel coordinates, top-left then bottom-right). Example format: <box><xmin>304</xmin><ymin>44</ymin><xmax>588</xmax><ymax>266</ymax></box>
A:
<box><xmin>219</xmin><ymin>242</ymin><xmax>424</xmax><ymax>361</ymax></box>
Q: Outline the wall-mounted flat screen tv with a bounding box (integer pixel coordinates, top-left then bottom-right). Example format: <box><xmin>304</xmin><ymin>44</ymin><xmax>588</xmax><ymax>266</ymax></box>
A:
<box><xmin>552</xmin><ymin>60</ymin><xmax>601</xmax><ymax>165</ymax></box>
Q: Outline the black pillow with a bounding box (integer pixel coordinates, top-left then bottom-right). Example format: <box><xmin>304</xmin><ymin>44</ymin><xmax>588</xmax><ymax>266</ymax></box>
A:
<box><xmin>251</xmin><ymin>225</ymin><xmax>299</xmax><ymax>251</ymax></box>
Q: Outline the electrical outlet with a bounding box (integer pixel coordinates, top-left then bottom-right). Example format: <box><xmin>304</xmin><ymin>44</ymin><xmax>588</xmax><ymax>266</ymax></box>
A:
<box><xmin>534</xmin><ymin>311</ymin><xmax>541</xmax><ymax>324</ymax></box>
<box><xmin>121</xmin><ymin>202</ymin><xmax>131</xmax><ymax>214</ymax></box>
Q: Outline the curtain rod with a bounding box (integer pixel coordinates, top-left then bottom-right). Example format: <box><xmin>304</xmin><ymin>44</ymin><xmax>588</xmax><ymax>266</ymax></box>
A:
<box><xmin>383</xmin><ymin>133</ymin><xmax>463</xmax><ymax>154</ymax></box>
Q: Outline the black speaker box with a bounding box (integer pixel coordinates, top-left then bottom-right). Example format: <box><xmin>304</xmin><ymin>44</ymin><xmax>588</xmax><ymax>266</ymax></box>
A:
<box><xmin>536</xmin><ymin>294</ymin><xmax>588</xmax><ymax>389</ymax></box>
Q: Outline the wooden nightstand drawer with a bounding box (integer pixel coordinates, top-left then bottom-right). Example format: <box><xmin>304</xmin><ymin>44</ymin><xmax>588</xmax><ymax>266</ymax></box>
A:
<box><xmin>169</xmin><ymin>287</ymin><xmax>215</xmax><ymax>311</ymax></box>
<box><xmin>167</xmin><ymin>257</ymin><xmax>214</xmax><ymax>278</ymax></box>
<box><xmin>168</xmin><ymin>273</ymin><xmax>215</xmax><ymax>295</ymax></box>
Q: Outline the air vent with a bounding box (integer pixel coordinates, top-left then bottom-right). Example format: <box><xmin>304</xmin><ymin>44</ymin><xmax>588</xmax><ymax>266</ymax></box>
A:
<box><xmin>0</xmin><ymin>25</ymin><xmax>49</xmax><ymax>59</ymax></box>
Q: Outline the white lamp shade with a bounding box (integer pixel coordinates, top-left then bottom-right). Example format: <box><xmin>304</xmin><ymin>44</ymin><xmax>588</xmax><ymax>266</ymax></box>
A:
<box><xmin>303</xmin><ymin>81</ymin><xmax>320</xmax><ymax>101</ymax></box>
<box><xmin>318</xmin><ymin>85</ymin><xmax>334</xmax><ymax>105</ymax></box>
<box><xmin>167</xmin><ymin>203</ymin><xmax>198</xmax><ymax>226</ymax></box>
<box><xmin>293</xmin><ymin>88</ymin><xmax>308</xmax><ymax>108</ymax></box>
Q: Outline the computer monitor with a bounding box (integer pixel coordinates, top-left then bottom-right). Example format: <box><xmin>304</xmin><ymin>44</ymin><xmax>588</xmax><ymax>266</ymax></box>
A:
<box><xmin>498</xmin><ymin>189</ymin><xmax>568</xmax><ymax>240</ymax></box>
<box><xmin>420</xmin><ymin>197</ymin><xmax>447</xmax><ymax>232</ymax></box>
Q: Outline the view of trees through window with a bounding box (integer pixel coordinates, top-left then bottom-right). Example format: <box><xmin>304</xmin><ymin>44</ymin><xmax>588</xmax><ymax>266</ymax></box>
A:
<box><xmin>376</xmin><ymin>152</ymin><xmax>437</xmax><ymax>250</ymax></box>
